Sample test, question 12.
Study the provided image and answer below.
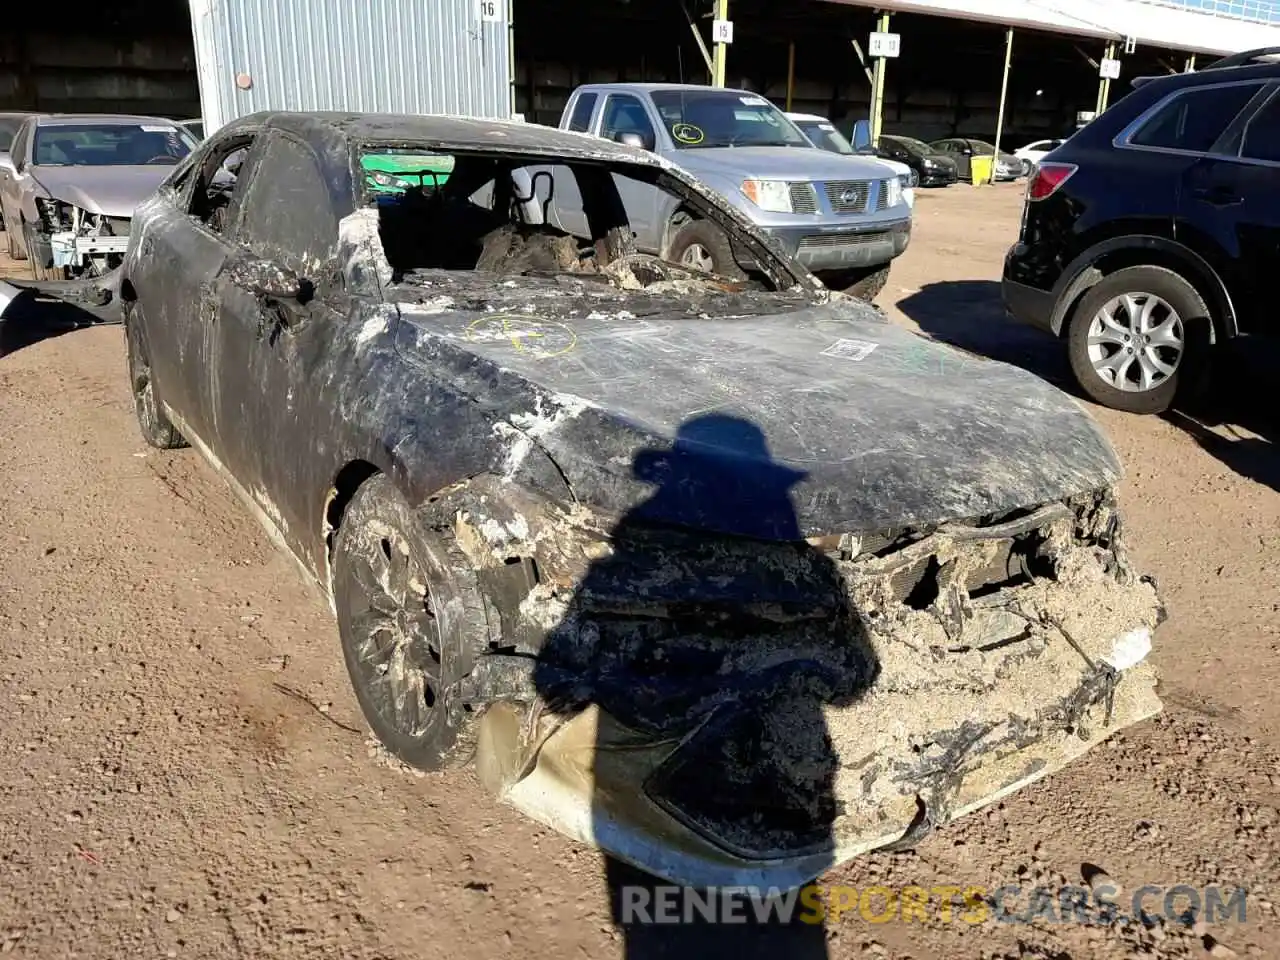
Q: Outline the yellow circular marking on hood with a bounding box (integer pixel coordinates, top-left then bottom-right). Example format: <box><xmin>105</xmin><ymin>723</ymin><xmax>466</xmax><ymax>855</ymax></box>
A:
<box><xmin>466</xmin><ymin>315</ymin><xmax>578</xmax><ymax>359</ymax></box>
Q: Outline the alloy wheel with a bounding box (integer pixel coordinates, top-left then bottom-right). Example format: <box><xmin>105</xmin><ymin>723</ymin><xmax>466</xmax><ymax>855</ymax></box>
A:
<box><xmin>346</xmin><ymin>523</ymin><xmax>444</xmax><ymax>739</ymax></box>
<box><xmin>680</xmin><ymin>242</ymin><xmax>716</xmax><ymax>274</ymax></box>
<box><xmin>1086</xmin><ymin>293</ymin><xmax>1184</xmax><ymax>393</ymax></box>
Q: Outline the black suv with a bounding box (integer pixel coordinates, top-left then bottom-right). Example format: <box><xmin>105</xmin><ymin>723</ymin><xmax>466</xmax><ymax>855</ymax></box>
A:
<box><xmin>1002</xmin><ymin>48</ymin><xmax>1280</xmax><ymax>414</ymax></box>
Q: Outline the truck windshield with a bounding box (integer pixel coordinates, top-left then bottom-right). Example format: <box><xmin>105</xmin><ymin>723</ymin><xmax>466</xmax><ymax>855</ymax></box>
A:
<box><xmin>650</xmin><ymin>90</ymin><xmax>810</xmax><ymax>150</ymax></box>
<box><xmin>33</xmin><ymin>123</ymin><xmax>195</xmax><ymax>166</ymax></box>
<box><xmin>793</xmin><ymin>120</ymin><xmax>854</xmax><ymax>155</ymax></box>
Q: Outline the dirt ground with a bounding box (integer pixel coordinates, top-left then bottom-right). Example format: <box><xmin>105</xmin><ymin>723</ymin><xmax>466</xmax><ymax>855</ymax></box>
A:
<box><xmin>1</xmin><ymin>185</ymin><xmax>1277</xmax><ymax>960</ymax></box>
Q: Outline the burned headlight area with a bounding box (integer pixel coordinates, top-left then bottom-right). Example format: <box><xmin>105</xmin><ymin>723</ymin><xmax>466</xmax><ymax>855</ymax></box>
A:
<box><xmin>445</xmin><ymin>479</ymin><xmax>1162</xmax><ymax>863</ymax></box>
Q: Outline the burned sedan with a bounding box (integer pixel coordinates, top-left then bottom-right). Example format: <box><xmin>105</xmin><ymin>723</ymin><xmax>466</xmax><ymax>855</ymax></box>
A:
<box><xmin>121</xmin><ymin>111</ymin><xmax>1163</xmax><ymax>889</ymax></box>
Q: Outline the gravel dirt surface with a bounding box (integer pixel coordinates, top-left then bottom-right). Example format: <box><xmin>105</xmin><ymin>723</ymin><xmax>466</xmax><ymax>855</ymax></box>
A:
<box><xmin>1</xmin><ymin>185</ymin><xmax>1277</xmax><ymax>959</ymax></box>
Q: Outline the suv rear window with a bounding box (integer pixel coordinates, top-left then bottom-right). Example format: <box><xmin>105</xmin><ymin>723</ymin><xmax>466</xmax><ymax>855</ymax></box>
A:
<box><xmin>1129</xmin><ymin>82</ymin><xmax>1265</xmax><ymax>153</ymax></box>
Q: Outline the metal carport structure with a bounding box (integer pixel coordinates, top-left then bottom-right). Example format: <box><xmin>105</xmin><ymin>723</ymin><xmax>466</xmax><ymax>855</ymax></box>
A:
<box><xmin>698</xmin><ymin>0</ymin><xmax>1280</xmax><ymax>161</ymax></box>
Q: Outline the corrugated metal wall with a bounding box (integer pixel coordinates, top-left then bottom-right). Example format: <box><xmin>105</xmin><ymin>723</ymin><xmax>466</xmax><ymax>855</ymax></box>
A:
<box><xmin>189</xmin><ymin>0</ymin><xmax>512</xmax><ymax>135</ymax></box>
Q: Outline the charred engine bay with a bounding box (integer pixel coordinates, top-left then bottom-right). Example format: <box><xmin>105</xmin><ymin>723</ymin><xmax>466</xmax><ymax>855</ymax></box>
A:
<box><xmin>432</xmin><ymin>478</ymin><xmax>1163</xmax><ymax>855</ymax></box>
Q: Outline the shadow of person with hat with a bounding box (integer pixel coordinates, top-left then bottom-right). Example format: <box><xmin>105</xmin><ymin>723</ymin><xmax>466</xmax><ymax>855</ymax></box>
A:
<box><xmin>533</xmin><ymin>411</ymin><xmax>880</xmax><ymax>959</ymax></box>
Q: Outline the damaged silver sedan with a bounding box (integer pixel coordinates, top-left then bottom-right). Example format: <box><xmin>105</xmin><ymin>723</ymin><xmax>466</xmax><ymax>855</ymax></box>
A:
<box><xmin>119</xmin><ymin>111</ymin><xmax>1164</xmax><ymax>890</ymax></box>
<box><xmin>0</xmin><ymin>114</ymin><xmax>196</xmax><ymax>278</ymax></box>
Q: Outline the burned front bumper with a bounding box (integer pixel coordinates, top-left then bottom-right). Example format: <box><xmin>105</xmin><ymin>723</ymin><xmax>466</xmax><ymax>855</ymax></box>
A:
<box><xmin>448</xmin><ymin>484</ymin><xmax>1163</xmax><ymax>889</ymax></box>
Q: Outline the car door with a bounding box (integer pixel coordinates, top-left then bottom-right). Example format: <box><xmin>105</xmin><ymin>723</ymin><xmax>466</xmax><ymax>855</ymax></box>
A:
<box><xmin>541</xmin><ymin>91</ymin><xmax>599</xmax><ymax>238</ymax></box>
<box><xmin>128</xmin><ymin>128</ymin><xmax>264</xmax><ymax>447</ymax></box>
<box><xmin>1180</xmin><ymin>82</ymin><xmax>1280</xmax><ymax>336</ymax></box>
<box><xmin>597</xmin><ymin>93</ymin><xmax>663</xmax><ymax>250</ymax></box>
<box><xmin>208</xmin><ymin>129</ymin><xmax>344</xmax><ymax>542</ymax></box>
<box><xmin>939</xmin><ymin>139</ymin><xmax>971</xmax><ymax>179</ymax></box>
<box><xmin>0</xmin><ymin>121</ymin><xmax>32</xmax><ymax>248</ymax></box>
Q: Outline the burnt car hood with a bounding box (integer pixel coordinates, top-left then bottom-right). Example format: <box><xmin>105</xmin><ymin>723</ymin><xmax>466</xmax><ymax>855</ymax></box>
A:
<box><xmin>31</xmin><ymin>165</ymin><xmax>171</xmax><ymax>218</ymax></box>
<box><xmin>396</xmin><ymin>299</ymin><xmax>1120</xmax><ymax>540</ymax></box>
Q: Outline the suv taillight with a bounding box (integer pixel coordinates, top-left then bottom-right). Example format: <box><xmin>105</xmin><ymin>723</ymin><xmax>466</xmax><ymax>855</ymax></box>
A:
<box><xmin>1027</xmin><ymin>162</ymin><xmax>1078</xmax><ymax>201</ymax></box>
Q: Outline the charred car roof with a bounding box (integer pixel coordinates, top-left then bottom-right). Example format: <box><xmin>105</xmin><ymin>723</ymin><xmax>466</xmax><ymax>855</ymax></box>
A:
<box><xmin>222</xmin><ymin>111</ymin><xmax>669</xmax><ymax>164</ymax></box>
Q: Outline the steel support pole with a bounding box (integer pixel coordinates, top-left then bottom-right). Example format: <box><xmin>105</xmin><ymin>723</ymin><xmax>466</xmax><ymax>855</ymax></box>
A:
<box><xmin>993</xmin><ymin>27</ymin><xmax>1013</xmax><ymax>160</ymax></box>
<box><xmin>1096</xmin><ymin>40</ymin><xmax>1116</xmax><ymax>114</ymax></box>
<box><xmin>1185</xmin><ymin>53</ymin><xmax>1197</xmax><ymax>72</ymax></box>
<box><xmin>870</xmin><ymin>11</ymin><xmax>890</xmax><ymax>141</ymax></box>
<box><xmin>712</xmin><ymin>0</ymin><xmax>729</xmax><ymax>87</ymax></box>
<box><xmin>507</xmin><ymin>0</ymin><xmax>517</xmax><ymax>117</ymax></box>
<box><xmin>786</xmin><ymin>41</ymin><xmax>796</xmax><ymax>110</ymax></box>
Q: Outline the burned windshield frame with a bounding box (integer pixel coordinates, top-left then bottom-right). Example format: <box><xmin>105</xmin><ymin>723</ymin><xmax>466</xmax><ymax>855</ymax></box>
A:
<box><xmin>352</xmin><ymin>140</ymin><xmax>809</xmax><ymax>294</ymax></box>
<box><xmin>650</xmin><ymin>90</ymin><xmax>811</xmax><ymax>150</ymax></box>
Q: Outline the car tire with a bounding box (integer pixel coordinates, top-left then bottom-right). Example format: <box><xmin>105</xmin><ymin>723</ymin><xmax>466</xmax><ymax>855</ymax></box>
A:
<box><xmin>333</xmin><ymin>475</ymin><xmax>489</xmax><ymax>772</ymax></box>
<box><xmin>667</xmin><ymin>219</ymin><xmax>747</xmax><ymax>280</ymax></box>
<box><xmin>126</xmin><ymin>316</ymin><xmax>188</xmax><ymax>449</ymax></box>
<box><xmin>1067</xmin><ymin>265</ymin><xmax>1212</xmax><ymax>415</ymax></box>
<box><xmin>840</xmin><ymin>264</ymin><xmax>891</xmax><ymax>302</ymax></box>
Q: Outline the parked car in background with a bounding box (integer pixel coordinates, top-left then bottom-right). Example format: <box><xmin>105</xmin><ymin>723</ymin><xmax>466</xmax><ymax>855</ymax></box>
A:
<box><xmin>877</xmin><ymin>134</ymin><xmax>958</xmax><ymax>186</ymax></box>
<box><xmin>930</xmin><ymin>137</ymin><xmax>1021</xmax><ymax>181</ymax></box>
<box><xmin>549</xmin><ymin>83</ymin><xmax>912</xmax><ymax>299</ymax></box>
<box><xmin>179</xmin><ymin>118</ymin><xmax>205</xmax><ymax>140</ymax></box>
<box><xmin>119</xmin><ymin>109</ymin><xmax>1164</xmax><ymax>891</ymax></box>
<box><xmin>0</xmin><ymin>111</ymin><xmax>39</xmax><ymax>233</ymax></box>
<box><xmin>0</xmin><ymin>114</ymin><xmax>197</xmax><ymax>278</ymax></box>
<box><xmin>1012</xmin><ymin>138</ymin><xmax>1067</xmax><ymax>176</ymax></box>
<box><xmin>1002</xmin><ymin>49</ymin><xmax>1280</xmax><ymax>413</ymax></box>
<box><xmin>785</xmin><ymin>112</ymin><xmax>916</xmax><ymax>208</ymax></box>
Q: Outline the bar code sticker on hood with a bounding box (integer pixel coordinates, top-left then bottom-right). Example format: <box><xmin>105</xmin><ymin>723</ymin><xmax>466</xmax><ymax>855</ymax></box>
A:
<box><xmin>821</xmin><ymin>338</ymin><xmax>878</xmax><ymax>362</ymax></box>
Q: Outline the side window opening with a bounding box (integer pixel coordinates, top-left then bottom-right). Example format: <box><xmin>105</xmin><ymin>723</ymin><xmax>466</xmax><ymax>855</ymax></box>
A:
<box><xmin>188</xmin><ymin>134</ymin><xmax>257</xmax><ymax>236</ymax></box>
<box><xmin>1130</xmin><ymin>82</ymin><xmax>1266</xmax><ymax>153</ymax></box>
<box><xmin>567</xmin><ymin>93</ymin><xmax>598</xmax><ymax>134</ymax></box>
<box><xmin>600</xmin><ymin>94</ymin><xmax>656</xmax><ymax>149</ymax></box>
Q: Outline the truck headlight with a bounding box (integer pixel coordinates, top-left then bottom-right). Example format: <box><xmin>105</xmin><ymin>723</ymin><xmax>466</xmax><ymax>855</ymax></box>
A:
<box><xmin>740</xmin><ymin>179</ymin><xmax>793</xmax><ymax>213</ymax></box>
<box><xmin>884</xmin><ymin>177</ymin><xmax>902</xmax><ymax>207</ymax></box>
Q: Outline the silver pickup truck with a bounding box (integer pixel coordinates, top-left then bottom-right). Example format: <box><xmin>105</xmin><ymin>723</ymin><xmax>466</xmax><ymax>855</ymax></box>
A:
<box><xmin>541</xmin><ymin>83</ymin><xmax>912</xmax><ymax>300</ymax></box>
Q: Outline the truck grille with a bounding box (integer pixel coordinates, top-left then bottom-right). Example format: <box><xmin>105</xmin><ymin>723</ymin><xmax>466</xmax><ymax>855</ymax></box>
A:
<box><xmin>875</xmin><ymin>180</ymin><xmax>891</xmax><ymax>211</ymax></box>
<box><xmin>797</xmin><ymin>231</ymin><xmax>891</xmax><ymax>253</ymax></box>
<box><xmin>823</xmin><ymin>180</ymin><xmax>871</xmax><ymax>214</ymax></box>
<box><xmin>788</xmin><ymin>182</ymin><xmax>819</xmax><ymax>214</ymax></box>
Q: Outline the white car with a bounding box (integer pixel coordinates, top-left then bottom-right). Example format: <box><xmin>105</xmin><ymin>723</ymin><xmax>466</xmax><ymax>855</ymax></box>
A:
<box><xmin>1012</xmin><ymin>138</ymin><xmax>1066</xmax><ymax>176</ymax></box>
<box><xmin>786</xmin><ymin>112</ymin><xmax>916</xmax><ymax>209</ymax></box>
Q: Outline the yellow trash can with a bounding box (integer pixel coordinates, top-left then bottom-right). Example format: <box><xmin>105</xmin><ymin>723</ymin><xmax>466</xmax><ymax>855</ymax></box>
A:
<box><xmin>970</xmin><ymin>154</ymin><xmax>994</xmax><ymax>185</ymax></box>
